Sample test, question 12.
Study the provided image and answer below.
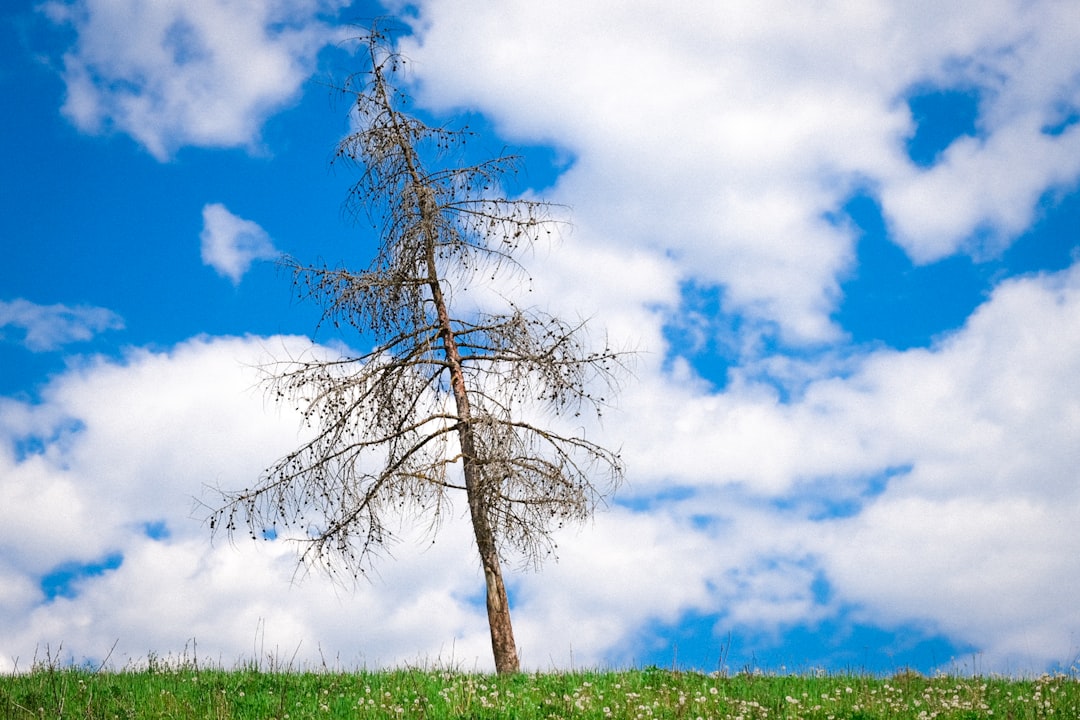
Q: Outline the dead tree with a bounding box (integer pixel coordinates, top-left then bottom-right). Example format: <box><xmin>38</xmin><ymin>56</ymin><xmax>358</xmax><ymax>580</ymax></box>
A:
<box><xmin>209</xmin><ymin>29</ymin><xmax>626</xmax><ymax>674</ymax></box>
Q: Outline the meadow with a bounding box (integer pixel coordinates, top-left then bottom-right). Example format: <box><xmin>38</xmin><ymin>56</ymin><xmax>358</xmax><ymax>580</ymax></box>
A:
<box><xmin>3</xmin><ymin>656</ymin><xmax>1079</xmax><ymax>720</ymax></box>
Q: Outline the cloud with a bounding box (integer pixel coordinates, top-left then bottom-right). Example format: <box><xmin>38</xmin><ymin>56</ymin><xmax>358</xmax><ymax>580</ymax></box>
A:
<box><xmin>390</xmin><ymin>0</ymin><xmax>1080</xmax><ymax>345</ymax></box>
<box><xmin>883</xmin><ymin>111</ymin><xmax>1080</xmax><ymax>264</ymax></box>
<box><xmin>200</xmin><ymin>203</ymin><xmax>278</xmax><ymax>283</ymax></box>
<box><xmin>0</xmin><ymin>298</ymin><xmax>123</xmax><ymax>351</ymax></box>
<box><xmin>616</xmin><ymin>262</ymin><xmax>1080</xmax><ymax>670</ymax></box>
<box><xmin>0</xmin><ymin>335</ymin><xmax>497</xmax><ymax>671</ymax></box>
<box><xmin>40</xmin><ymin>0</ymin><xmax>349</xmax><ymax>160</ymax></box>
<box><xmin>6</xmin><ymin>1</ymin><xmax>1080</xmax><ymax>675</ymax></box>
<box><xmin>3</xmin><ymin>260</ymin><xmax>1080</xmax><ymax>672</ymax></box>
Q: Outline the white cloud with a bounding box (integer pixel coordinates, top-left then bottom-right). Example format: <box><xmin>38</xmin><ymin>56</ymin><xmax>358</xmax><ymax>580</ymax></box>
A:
<box><xmin>0</xmin><ymin>298</ymin><xmax>123</xmax><ymax>351</ymax></box>
<box><xmin>41</xmin><ymin>0</ymin><xmax>349</xmax><ymax>160</ymax></box>
<box><xmin>883</xmin><ymin>112</ymin><xmax>1080</xmax><ymax>264</ymax></box>
<box><xmin>3</xmin><ymin>260</ymin><xmax>1080</xmax><ymax>672</ymax></box>
<box><xmin>200</xmin><ymin>203</ymin><xmax>278</xmax><ymax>283</ymax></box>
<box><xmin>389</xmin><ymin>0</ymin><xmax>1080</xmax><ymax>344</ymax></box>
<box><xmin>6</xmin><ymin>0</ymin><xmax>1080</xmax><ymax>675</ymax></box>
<box><xmin>0</xmin><ymin>335</ymin><xmax>498</xmax><ymax>672</ymax></box>
<box><xmin>619</xmin><ymin>262</ymin><xmax>1080</xmax><ymax>670</ymax></box>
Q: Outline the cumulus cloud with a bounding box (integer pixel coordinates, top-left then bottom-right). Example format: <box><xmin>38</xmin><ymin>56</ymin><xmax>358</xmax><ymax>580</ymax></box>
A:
<box><xmin>200</xmin><ymin>203</ymin><xmax>278</xmax><ymax>283</ymax></box>
<box><xmin>7</xmin><ymin>0</ymin><xmax>1080</xmax><ymax>676</ymax></box>
<box><xmin>390</xmin><ymin>0</ymin><xmax>1080</xmax><ymax>345</ymax></box>
<box><xmin>605</xmin><ymin>262</ymin><xmax>1080</xmax><ymax>670</ymax></box>
<box><xmin>0</xmin><ymin>298</ymin><xmax>123</xmax><ymax>351</ymax></box>
<box><xmin>3</xmin><ymin>261</ymin><xmax>1080</xmax><ymax>672</ymax></box>
<box><xmin>40</xmin><ymin>0</ymin><xmax>349</xmax><ymax>159</ymax></box>
<box><xmin>0</xmin><ymin>335</ymin><xmax>496</xmax><ymax>672</ymax></box>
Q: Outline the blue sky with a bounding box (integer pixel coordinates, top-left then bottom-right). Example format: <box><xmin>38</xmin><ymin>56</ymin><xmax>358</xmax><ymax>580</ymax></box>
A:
<box><xmin>2</xmin><ymin>0</ymin><xmax>1080</xmax><ymax>675</ymax></box>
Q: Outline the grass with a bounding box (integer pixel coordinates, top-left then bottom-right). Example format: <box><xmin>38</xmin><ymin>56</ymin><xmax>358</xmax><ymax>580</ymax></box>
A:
<box><xmin>2</xmin><ymin>657</ymin><xmax>1079</xmax><ymax>719</ymax></box>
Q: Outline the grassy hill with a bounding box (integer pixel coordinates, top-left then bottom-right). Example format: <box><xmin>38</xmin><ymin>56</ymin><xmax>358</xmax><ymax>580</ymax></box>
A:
<box><xmin>2</xmin><ymin>659</ymin><xmax>1078</xmax><ymax>718</ymax></box>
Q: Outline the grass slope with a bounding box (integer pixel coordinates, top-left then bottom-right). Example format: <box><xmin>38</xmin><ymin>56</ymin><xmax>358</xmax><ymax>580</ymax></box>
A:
<box><xmin>2</xmin><ymin>663</ymin><xmax>1078</xmax><ymax>718</ymax></box>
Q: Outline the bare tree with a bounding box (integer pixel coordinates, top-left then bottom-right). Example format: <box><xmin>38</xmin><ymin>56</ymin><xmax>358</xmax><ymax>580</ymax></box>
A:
<box><xmin>209</xmin><ymin>29</ymin><xmax>626</xmax><ymax>674</ymax></box>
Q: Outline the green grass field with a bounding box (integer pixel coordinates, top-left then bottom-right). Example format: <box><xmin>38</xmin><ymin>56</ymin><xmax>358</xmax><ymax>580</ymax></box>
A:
<box><xmin>2</xmin><ymin>659</ymin><xmax>1078</xmax><ymax>719</ymax></box>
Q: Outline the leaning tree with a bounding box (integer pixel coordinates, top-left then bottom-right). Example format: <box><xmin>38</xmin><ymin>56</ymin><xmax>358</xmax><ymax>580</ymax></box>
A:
<box><xmin>210</xmin><ymin>29</ymin><xmax>626</xmax><ymax>674</ymax></box>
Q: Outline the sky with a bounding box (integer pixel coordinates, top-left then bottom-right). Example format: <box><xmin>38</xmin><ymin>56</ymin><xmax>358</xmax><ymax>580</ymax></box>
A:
<box><xmin>2</xmin><ymin>0</ymin><xmax>1080</xmax><ymax>676</ymax></box>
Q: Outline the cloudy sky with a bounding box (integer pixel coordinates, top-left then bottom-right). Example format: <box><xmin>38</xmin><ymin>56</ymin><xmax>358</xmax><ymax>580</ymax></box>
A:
<box><xmin>3</xmin><ymin>0</ymin><xmax>1080</xmax><ymax>675</ymax></box>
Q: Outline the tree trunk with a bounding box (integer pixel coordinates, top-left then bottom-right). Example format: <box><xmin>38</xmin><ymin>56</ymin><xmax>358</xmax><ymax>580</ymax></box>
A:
<box><xmin>418</xmin><ymin>187</ymin><xmax>521</xmax><ymax>674</ymax></box>
<box><xmin>468</xmin><ymin>498</ymin><xmax>521</xmax><ymax>674</ymax></box>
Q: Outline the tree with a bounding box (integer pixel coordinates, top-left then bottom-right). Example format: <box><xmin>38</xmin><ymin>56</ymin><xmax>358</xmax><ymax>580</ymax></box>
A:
<box><xmin>209</xmin><ymin>29</ymin><xmax>626</xmax><ymax>675</ymax></box>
